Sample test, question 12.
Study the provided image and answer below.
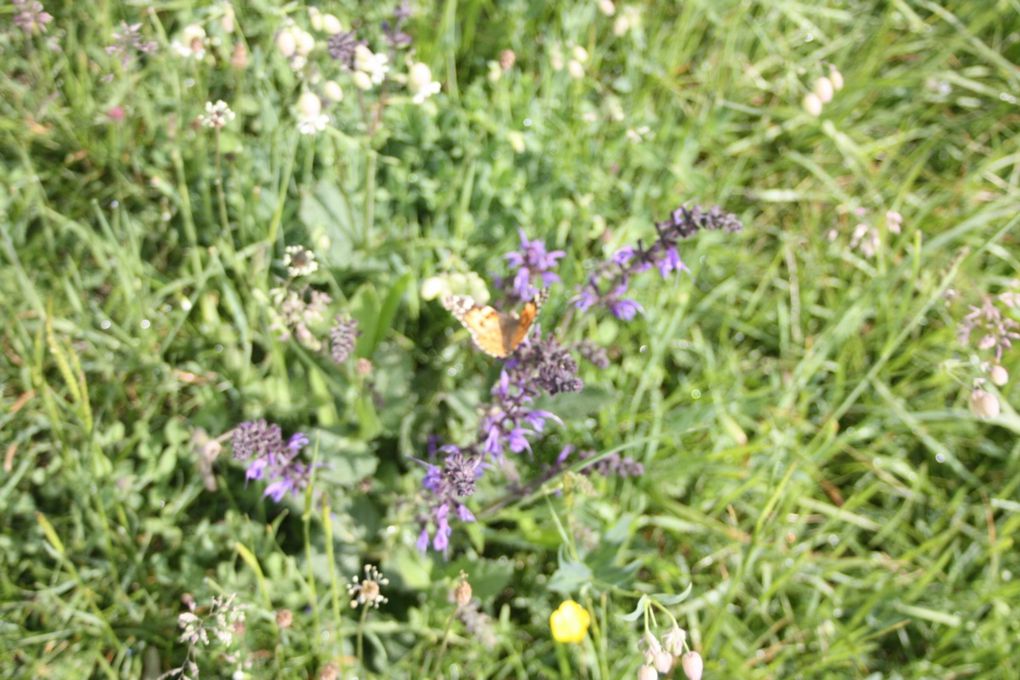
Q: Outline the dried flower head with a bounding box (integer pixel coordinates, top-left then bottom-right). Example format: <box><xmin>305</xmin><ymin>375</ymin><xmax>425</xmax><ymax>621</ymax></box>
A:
<box><xmin>329</xmin><ymin>316</ymin><xmax>359</xmax><ymax>364</ymax></box>
<box><xmin>327</xmin><ymin>30</ymin><xmax>362</xmax><ymax>68</ymax></box>
<box><xmin>453</xmin><ymin>571</ymin><xmax>473</xmax><ymax>608</ymax></box>
<box><xmin>171</xmin><ymin>23</ymin><xmax>206</xmax><ymax>59</ymax></box>
<box><xmin>348</xmin><ymin>564</ymin><xmax>390</xmax><ymax>608</ymax></box>
<box><xmin>200</xmin><ymin>100</ymin><xmax>235</xmax><ymax>129</ymax></box>
<box><xmin>275</xmin><ymin>609</ymin><xmax>293</xmax><ymax>629</ymax></box>
<box><xmin>957</xmin><ymin>291</ymin><xmax>1020</xmax><ymax>363</ymax></box>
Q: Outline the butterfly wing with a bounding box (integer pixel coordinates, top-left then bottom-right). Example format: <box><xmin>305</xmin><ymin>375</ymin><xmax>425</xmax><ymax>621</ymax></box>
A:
<box><xmin>442</xmin><ymin>295</ymin><xmax>514</xmax><ymax>357</ymax></box>
<box><xmin>506</xmin><ymin>288</ymin><xmax>547</xmax><ymax>353</ymax></box>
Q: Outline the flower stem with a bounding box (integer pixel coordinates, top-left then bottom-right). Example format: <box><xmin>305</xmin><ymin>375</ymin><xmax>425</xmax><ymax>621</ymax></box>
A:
<box><xmin>427</xmin><ymin>608</ymin><xmax>458</xmax><ymax>677</ymax></box>
<box><xmin>355</xmin><ymin>603</ymin><xmax>370</xmax><ymax>673</ymax></box>
<box><xmin>214</xmin><ymin>129</ymin><xmax>231</xmax><ymax>238</ymax></box>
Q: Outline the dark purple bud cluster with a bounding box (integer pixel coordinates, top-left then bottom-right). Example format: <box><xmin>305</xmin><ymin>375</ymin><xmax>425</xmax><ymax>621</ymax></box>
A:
<box><xmin>231</xmin><ymin>420</ymin><xmax>312</xmax><ymax>502</ymax></box>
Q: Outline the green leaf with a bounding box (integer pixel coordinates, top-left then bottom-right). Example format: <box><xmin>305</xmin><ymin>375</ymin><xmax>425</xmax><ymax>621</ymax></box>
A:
<box><xmin>311</xmin><ymin>428</ymin><xmax>378</xmax><ymax>485</ymax></box>
<box><xmin>619</xmin><ymin>595</ymin><xmax>648</xmax><ymax>622</ymax></box>
<box><xmin>367</xmin><ymin>272</ymin><xmax>412</xmax><ymax>354</ymax></box>
<box><xmin>653</xmin><ymin>584</ymin><xmax>694</xmax><ymax>606</ymax></box>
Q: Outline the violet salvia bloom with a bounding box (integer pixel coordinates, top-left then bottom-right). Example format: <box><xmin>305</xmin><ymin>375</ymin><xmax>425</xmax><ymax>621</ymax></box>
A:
<box><xmin>575</xmin><ymin>204</ymin><xmax>742</xmax><ymax>317</ymax></box>
<box><xmin>416</xmin><ymin>332</ymin><xmax>582</xmax><ymax>552</ymax></box>
<box><xmin>231</xmin><ymin>420</ymin><xmax>313</xmax><ymax>502</ymax></box>
<box><xmin>505</xmin><ymin>229</ymin><xmax>565</xmax><ymax>302</ymax></box>
<box><xmin>330</xmin><ymin>316</ymin><xmax>359</xmax><ymax>364</ymax></box>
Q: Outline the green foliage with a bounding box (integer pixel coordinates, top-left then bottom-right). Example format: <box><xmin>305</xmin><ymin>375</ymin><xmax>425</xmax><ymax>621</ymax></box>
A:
<box><xmin>2</xmin><ymin>0</ymin><xmax>1019</xmax><ymax>678</ymax></box>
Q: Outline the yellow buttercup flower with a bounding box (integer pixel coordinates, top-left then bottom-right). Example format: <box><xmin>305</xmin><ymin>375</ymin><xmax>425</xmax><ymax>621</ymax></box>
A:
<box><xmin>549</xmin><ymin>600</ymin><xmax>591</xmax><ymax>643</ymax></box>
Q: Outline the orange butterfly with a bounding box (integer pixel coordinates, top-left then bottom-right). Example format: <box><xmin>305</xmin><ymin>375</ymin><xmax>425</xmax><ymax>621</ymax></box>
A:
<box><xmin>442</xmin><ymin>290</ymin><xmax>548</xmax><ymax>358</ymax></box>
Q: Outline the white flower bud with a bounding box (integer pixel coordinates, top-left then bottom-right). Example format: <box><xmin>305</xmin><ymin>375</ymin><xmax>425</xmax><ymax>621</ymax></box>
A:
<box><xmin>829</xmin><ymin>66</ymin><xmax>844</xmax><ymax>90</ymax></box>
<box><xmin>681</xmin><ymin>651</ymin><xmax>704</xmax><ymax>680</ymax></box>
<box><xmin>599</xmin><ymin>0</ymin><xmax>616</xmax><ymax>15</ymax></box>
<box><xmin>276</xmin><ymin>28</ymin><xmax>296</xmax><ymax>58</ymax></box>
<box><xmin>294</xmin><ymin>28</ymin><xmax>315</xmax><ymax>56</ymax></box>
<box><xmin>637</xmin><ymin>665</ymin><xmax>658</xmax><ymax>680</ymax></box>
<box><xmin>989</xmin><ymin>364</ymin><xmax>1009</xmax><ymax>386</ymax></box>
<box><xmin>308</xmin><ymin>7</ymin><xmax>324</xmax><ymax>32</ymax></box>
<box><xmin>322</xmin><ymin>14</ymin><xmax>343</xmax><ymax>35</ymax></box>
<box><xmin>352</xmin><ymin>70</ymin><xmax>373</xmax><ymax>91</ymax></box>
<box><xmin>970</xmin><ymin>389</ymin><xmax>1000</xmax><ymax>419</ymax></box>
<box><xmin>323</xmin><ymin>80</ymin><xmax>344</xmax><ymax>102</ymax></box>
<box><xmin>802</xmin><ymin>92</ymin><xmax>823</xmax><ymax>116</ymax></box>
<box><xmin>572</xmin><ymin>45</ymin><xmax>589</xmax><ymax>63</ymax></box>
<box><xmin>653</xmin><ymin>650</ymin><xmax>673</xmax><ymax>673</ymax></box>
<box><xmin>221</xmin><ymin>5</ymin><xmax>236</xmax><ymax>33</ymax></box>
<box><xmin>296</xmin><ymin>91</ymin><xmax>322</xmax><ymax>120</ymax></box>
<box><xmin>814</xmin><ymin>76</ymin><xmax>834</xmax><ymax>103</ymax></box>
<box><xmin>568</xmin><ymin>59</ymin><xmax>585</xmax><ymax>79</ymax></box>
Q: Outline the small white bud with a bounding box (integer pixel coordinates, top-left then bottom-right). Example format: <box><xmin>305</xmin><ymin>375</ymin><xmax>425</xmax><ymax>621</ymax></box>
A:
<box><xmin>829</xmin><ymin>66</ymin><xmax>844</xmax><ymax>91</ymax></box>
<box><xmin>970</xmin><ymin>389</ymin><xmax>1001</xmax><ymax>419</ymax></box>
<box><xmin>653</xmin><ymin>650</ymin><xmax>673</xmax><ymax>673</ymax></box>
<box><xmin>989</xmin><ymin>365</ymin><xmax>1009</xmax><ymax>386</ymax></box>
<box><xmin>308</xmin><ymin>7</ymin><xmax>324</xmax><ymax>32</ymax></box>
<box><xmin>322</xmin><ymin>14</ymin><xmax>343</xmax><ymax>35</ymax></box>
<box><xmin>296</xmin><ymin>91</ymin><xmax>322</xmax><ymax>120</ymax></box>
<box><xmin>681</xmin><ymin>651</ymin><xmax>704</xmax><ymax>680</ymax></box>
<box><xmin>567</xmin><ymin>59</ymin><xmax>585</xmax><ymax>79</ymax></box>
<box><xmin>637</xmin><ymin>665</ymin><xmax>658</xmax><ymax>680</ymax></box>
<box><xmin>420</xmin><ymin>277</ymin><xmax>449</xmax><ymax>301</ymax></box>
<box><xmin>323</xmin><ymin>80</ymin><xmax>344</xmax><ymax>102</ymax></box>
<box><xmin>294</xmin><ymin>28</ymin><xmax>315</xmax><ymax>56</ymax></box>
<box><xmin>276</xmin><ymin>28</ymin><xmax>296</xmax><ymax>58</ymax></box>
<box><xmin>572</xmin><ymin>45</ymin><xmax>589</xmax><ymax>63</ymax></box>
<box><xmin>352</xmin><ymin>71</ymin><xmax>373</xmax><ymax>91</ymax></box>
<box><xmin>802</xmin><ymin>92</ymin><xmax>823</xmax><ymax>117</ymax></box>
<box><xmin>814</xmin><ymin>76</ymin><xmax>834</xmax><ymax>103</ymax></box>
<box><xmin>599</xmin><ymin>0</ymin><xmax>616</xmax><ymax>16</ymax></box>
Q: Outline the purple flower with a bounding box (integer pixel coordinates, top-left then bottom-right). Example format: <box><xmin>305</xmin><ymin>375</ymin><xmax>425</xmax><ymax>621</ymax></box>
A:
<box><xmin>416</xmin><ymin>528</ymin><xmax>430</xmax><ymax>552</ymax></box>
<box><xmin>230</xmin><ymin>420</ymin><xmax>313</xmax><ymax>503</ymax></box>
<box><xmin>573</xmin><ymin>203</ymin><xmax>742</xmax><ymax>318</ymax></box>
<box><xmin>505</xmin><ymin>229</ymin><xmax>565</xmax><ymax>301</ymax></box>
<box><xmin>609</xmin><ymin>298</ymin><xmax>642</xmax><ymax>320</ymax></box>
<box><xmin>656</xmin><ymin>246</ymin><xmax>685</xmax><ymax>277</ymax></box>
<box><xmin>508</xmin><ymin>428</ymin><xmax>531</xmax><ymax>453</ymax></box>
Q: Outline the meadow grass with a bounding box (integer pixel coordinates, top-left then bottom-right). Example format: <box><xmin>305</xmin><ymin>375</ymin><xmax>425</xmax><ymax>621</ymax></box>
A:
<box><xmin>1</xmin><ymin>0</ymin><xmax>1019</xmax><ymax>678</ymax></box>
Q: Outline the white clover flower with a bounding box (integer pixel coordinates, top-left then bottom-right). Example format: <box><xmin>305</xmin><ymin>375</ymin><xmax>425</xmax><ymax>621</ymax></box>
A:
<box><xmin>296</xmin><ymin>92</ymin><xmax>328</xmax><ymax>135</ymax></box>
<box><xmin>354</xmin><ymin>44</ymin><xmax>389</xmax><ymax>85</ymax></box>
<box><xmin>408</xmin><ymin>62</ymin><xmax>441</xmax><ymax>103</ymax></box>
<box><xmin>200</xmin><ymin>100</ymin><xmax>235</xmax><ymax>129</ymax></box>
<box><xmin>850</xmin><ymin>223</ymin><xmax>879</xmax><ymax>257</ymax></box>
<box><xmin>284</xmin><ymin>245</ymin><xmax>319</xmax><ymax>277</ymax></box>
<box><xmin>172</xmin><ymin>24</ymin><xmax>206</xmax><ymax>59</ymax></box>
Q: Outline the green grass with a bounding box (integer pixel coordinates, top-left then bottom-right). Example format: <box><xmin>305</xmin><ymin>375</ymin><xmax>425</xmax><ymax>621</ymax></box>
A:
<box><xmin>2</xmin><ymin>0</ymin><xmax>1019</xmax><ymax>678</ymax></box>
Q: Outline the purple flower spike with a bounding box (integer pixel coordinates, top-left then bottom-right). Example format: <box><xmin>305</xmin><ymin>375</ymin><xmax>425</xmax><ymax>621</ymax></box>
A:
<box><xmin>505</xmin><ymin>229</ymin><xmax>565</xmax><ymax>302</ymax></box>
<box><xmin>231</xmin><ymin>420</ymin><xmax>314</xmax><ymax>503</ymax></box>
<box><xmin>573</xmin><ymin>203</ymin><xmax>741</xmax><ymax>318</ymax></box>
<box><xmin>417</xmin><ymin>528</ymin><xmax>430</xmax><ymax>553</ymax></box>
